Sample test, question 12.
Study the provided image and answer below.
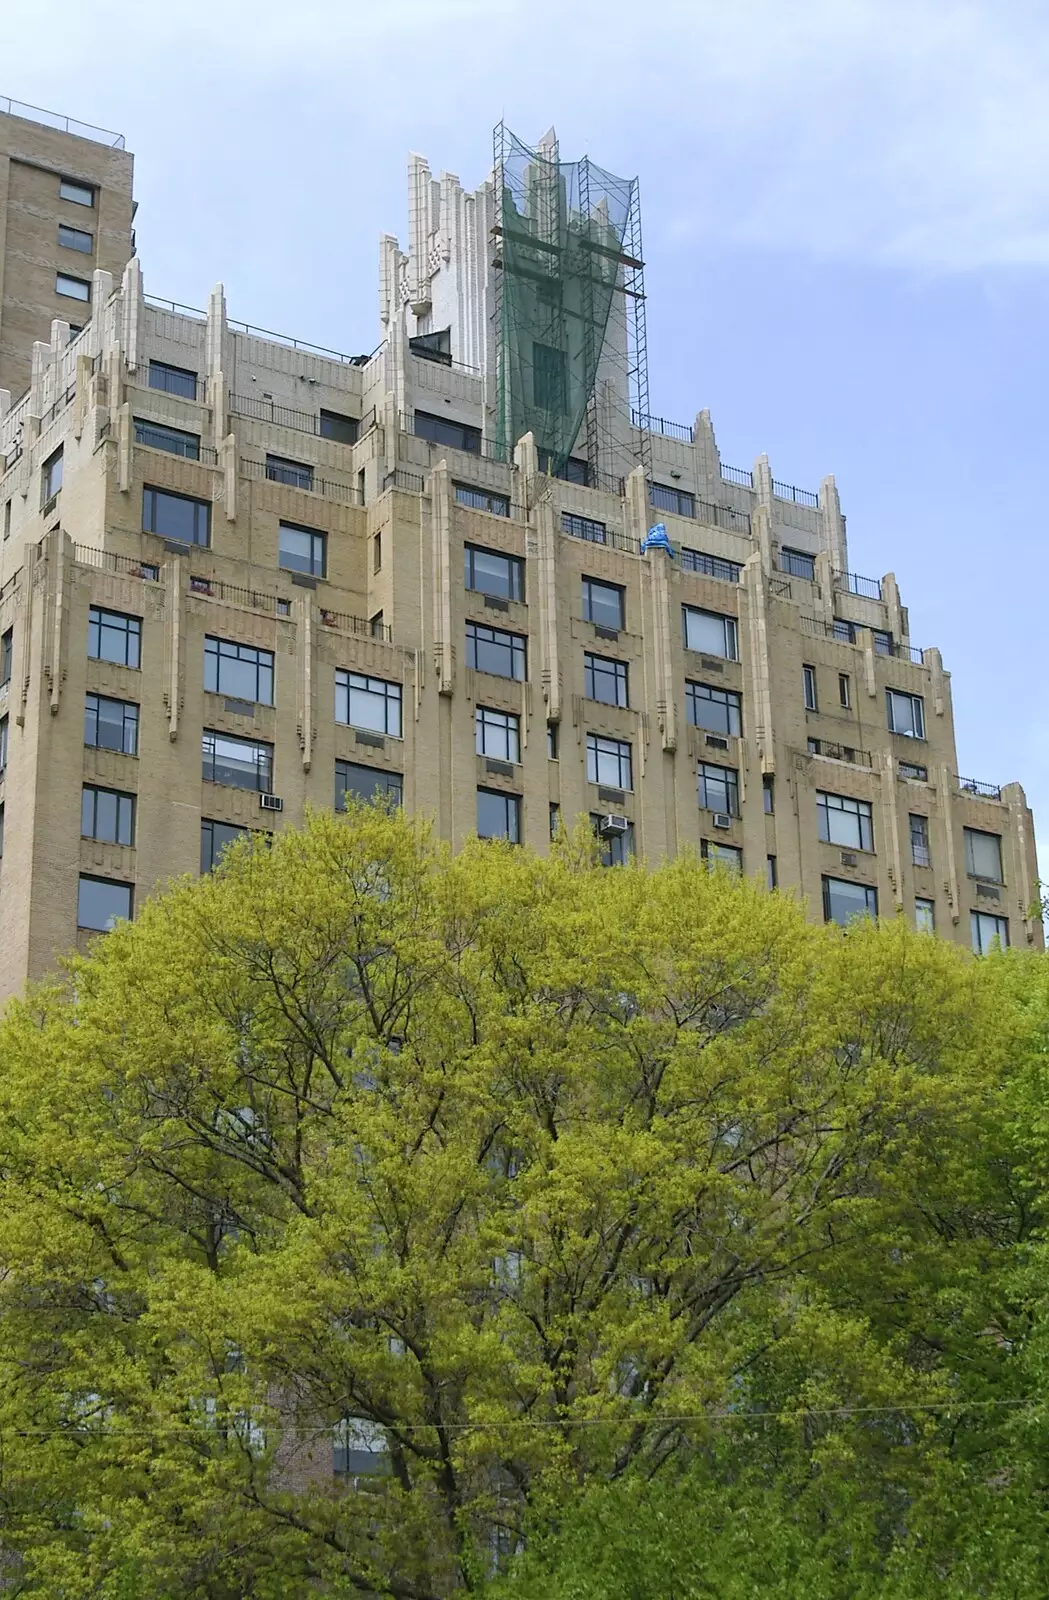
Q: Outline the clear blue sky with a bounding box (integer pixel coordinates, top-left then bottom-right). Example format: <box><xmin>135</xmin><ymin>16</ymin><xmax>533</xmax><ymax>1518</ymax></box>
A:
<box><xmin>7</xmin><ymin>0</ymin><xmax>1046</xmax><ymax>868</ymax></box>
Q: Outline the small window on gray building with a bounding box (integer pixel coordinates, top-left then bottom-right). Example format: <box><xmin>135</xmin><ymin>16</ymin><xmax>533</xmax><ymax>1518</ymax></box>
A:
<box><xmin>134</xmin><ymin>419</ymin><xmax>200</xmax><ymax>460</ymax></box>
<box><xmin>143</xmin><ymin>486</ymin><xmax>210</xmax><ymax>546</ymax></box>
<box><xmin>477</xmin><ymin>788</ymin><xmax>521</xmax><ymax>842</ymax></box>
<box><xmin>58</xmin><ymin>223</ymin><xmax>93</xmax><ymax>253</ymax></box>
<box><xmin>77</xmin><ymin>876</ymin><xmax>132</xmax><ymax>932</ymax></box>
<box><xmin>59</xmin><ymin>178</ymin><xmax>95</xmax><ymax>206</ymax></box>
<box><xmin>56</xmin><ymin>272</ymin><xmax>90</xmax><ymax>301</ymax></box>
<box><xmin>279</xmin><ymin>522</ymin><xmax>326</xmax><ymax>578</ymax></box>
<box><xmin>148</xmin><ymin>360</ymin><xmax>197</xmax><ymax>399</ymax></box>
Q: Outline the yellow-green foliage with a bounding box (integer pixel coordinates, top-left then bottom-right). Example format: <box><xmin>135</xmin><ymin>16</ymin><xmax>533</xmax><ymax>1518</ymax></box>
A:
<box><xmin>0</xmin><ymin>807</ymin><xmax>1035</xmax><ymax>1598</ymax></box>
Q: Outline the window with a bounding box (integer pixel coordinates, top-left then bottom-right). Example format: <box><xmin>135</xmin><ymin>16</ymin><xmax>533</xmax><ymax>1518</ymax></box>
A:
<box><xmin>372</xmin><ymin>532</ymin><xmax>382</xmax><ymax>573</ymax></box>
<box><xmin>0</xmin><ymin>628</ymin><xmax>11</xmax><ymax>688</ymax></box>
<box><xmin>466</xmin><ymin>622</ymin><xmax>526</xmax><ymax>681</ymax></box>
<box><xmin>58</xmin><ymin>223</ymin><xmax>93</xmax><ymax>253</ymax></box>
<box><xmin>415</xmin><ymin>411</ymin><xmax>482</xmax><ymax>453</ymax></box>
<box><xmin>333</xmin><ymin>1418</ymin><xmax>391</xmax><ymax>1479</ymax></box>
<box><xmin>134</xmin><ymin>419</ymin><xmax>200</xmax><ymax>460</ymax></box>
<box><xmin>547</xmin><ymin>722</ymin><xmax>558</xmax><ymax>760</ymax></box>
<box><xmin>148</xmin><ymin>360</ymin><xmax>197</xmax><ymax>399</ymax></box>
<box><xmin>88</xmin><ymin>607</ymin><xmax>140</xmax><ymax>668</ymax></box>
<box><xmin>971</xmin><ymin>911</ymin><xmax>1009</xmax><ymax>955</ymax></box>
<box><xmin>886</xmin><ymin>689</ymin><xmax>926</xmax><ymax>739</ymax></box>
<box><xmin>464</xmin><ymin>544</ymin><xmax>524</xmax><ymax>601</ymax></box>
<box><xmin>85</xmin><ymin>694</ymin><xmax>138</xmax><ymax>755</ymax></box>
<box><xmin>832</xmin><ymin>619</ymin><xmax>856</xmax><ymax>644</ymax></box>
<box><xmin>369</xmin><ymin>611</ymin><xmax>385</xmax><ymax>638</ymax></box>
<box><xmin>682</xmin><ymin>606</ymin><xmax>738</xmax><ymax>660</ymax></box>
<box><xmin>204</xmin><ymin>637</ymin><xmax>275</xmax><ymax>706</ymax></box>
<box><xmin>56</xmin><ymin>273</ymin><xmax>90</xmax><ymax>301</ymax></box>
<box><xmin>455</xmin><ymin>483</ymin><xmax>509</xmax><ymax>517</ymax></box>
<box><xmin>563</xmin><ymin>511</ymin><xmax>607</xmax><ymax>543</ymax></box>
<box><xmin>650</xmin><ymin>483</ymin><xmax>695</xmax><ymax>518</ymax></box>
<box><xmin>581</xmin><ymin>577</ymin><xmax>625</xmax><ymax>630</ymax></box>
<box><xmin>909</xmin><ymin>814</ymin><xmax>931</xmax><ymax>868</ymax></box>
<box><xmin>279</xmin><ymin>522</ymin><xmax>326</xmax><ymax>577</ymax></box>
<box><xmin>266</xmin><ymin>454</ymin><xmax>313</xmax><ymax>490</ymax></box>
<box><xmin>680</xmin><ymin>548</ymin><xmax>742</xmax><ymax>583</ymax></box>
<box><xmin>767</xmin><ymin>855</ymin><xmax>778</xmax><ymax>890</ymax></box>
<box><xmin>476</xmin><ymin>706</ymin><xmax>520</xmax><ymax>763</ymax></box>
<box><xmin>817</xmin><ymin>791</ymin><xmax>874</xmax><ymax>852</ymax></box>
<box><xmin>77</xmin><ymin>876</ymin><xmax>132</xmax><ymax>931</ymax></box>
<box><xmin>3</xmin><ymin>500</ymin><xmax>10</xmax><ymax>539</ymax></box>
<box><xmin>587</xmin><ymin>734</ymin><xmax>633</xmax><ymax>791</ymax></box>
<box><xmin>964</xmin><ymin>828</ymin><xmax>1003</xmax><ymax>883</ymax></box>
<box><xmin>584</xmin><ymin>653</ymin><xmax>628</xmax><ymax>707</ymax></box>
<box><xmin>59</xmin><ymin>177</ymin><xmax>94</xmax><ymax>206</ymax></box>
<box><xmin>686</xmin><ymin>682</ymin><xmax>741</xmax><ymax>737</ymax></box>
<box><xmin>872</xmin><ymin>629</ymin><xmax>893</xmax><ymax>656</ymax></box>
<box><xmin>899</xmin><ymin>761</ymin><xmax>928</xmax><ymax>781</ymax></box>
<box><xmin>0</xmin><ymin>715</ymin><xmax>7</xmax><ymax>773</ymax></box>
<box><xmin>335</xmin><ymin>762</ymin><xmax>403</xmax><ymax>811</ymax></box>
<box><xmin>590</xmin><ymin>813</ymin><xmax>635</xmax><ymax>867</ymax></box>
<box><xmin>0</xmin><ymin>802</ymin><xmax>4</xmax><ymax>857</ymax></box>
<box><xmin>803</xmin><ymin>665</ymin><xmax>818</xmax><ymax>711</ymax></box>
<box><xmin>202</xmin><ymin>730</ymin><xmax>273</xmax><ymax>791</ymax></box>
<box><xmin>319</xmin><ymin>410</ymin><xmax>358</xmax><ymax>444</ymax></box>
<box><xmin>410</xmin><ymin>328</ymin><xmax>452</xmax><ymax>364</ymax></box>
<box><xmin>335</xmin><ymin>670</ymin><xmax>402</xmax><ymax>736</ymax></box>
<box><xmin>763</xmin><ymin>775</ymin><xmax>775</xmax><ymax>813</ymax></box>
<box><xmin>549</xmin><ymin>802</ymin><xmax>561</xmax><ymax>837</ymax></box>
<box><xmin>537</xmin><ymin>452</ymin><xmax>588</xmax><ymax>484</ymax></box>
<box><xmin>533</xmin><ymin>342</ymin><xmax>566</xmax><ymax>412</ymax></box>
<box><xmin>698</xmin><ymin>762</ymin><xmax>740</xmax><ymax>816</ymax></box>
<box><xmin>915</xmin><ymin>897</ymin><xmax>935</xmax><ymax>933</ymax></box>
<box><xmin>823</xmin><ymin>877</ymin><xmax>878</xmax><ymax>926</ymax></box>
<box><xmin>780</xmin><ymin>547</ymin><xmax>815</xmax><ymax>580</ymax></box>
<box><xmin>702</xmin><ymin>840</ymin><xmax>743</xmax><ymax>873</ymax></box>
<box><xmin>81</xmin><ymin>785</ymin><xmax>135</xmax><ymax>846</ymax></box>
<box><xmin>142</xmin><ymin>485</ymin><xmax>210</xmax><ymax>546</ymax></box>
<box><xmin>477</xmin><ymin>788</ymin><xmax>521</xmax><ymax>841</ymax></box>
<box><xmin>201</xmin><ymin>819</ymin><xmax>249</xmax><ymax>873</ymax></box>
<box><xmin>42</xmin><ymin>447</ymin><xmax>63</xmax><ymax>503</ymax></box>
<box><xmin>838</xmin><ymin>673</ymin><xmax>850</xmax><ymax>708</ymax></box>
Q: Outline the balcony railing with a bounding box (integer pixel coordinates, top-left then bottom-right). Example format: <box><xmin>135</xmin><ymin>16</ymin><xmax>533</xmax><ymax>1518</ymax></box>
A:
<box><xmin>955</xmin><ymin>776</ymin><xmax>1003</xmax><ymax>801</ymax></box>
<box><xmin>74</xmin><ymin>545</ymin><xmax>160</xmax><ymax>580</ymax></box>
<box><xmin>632</xmin><ymin>409</ymin><xmax>694</xmax><ymax>443</ymax></box>
<box><xmin>834</xmin><ymin>569</ymin><xmax>881</xmax><ymax>601</ymax></box>
<box><xmin>772</xmin><ymin>478</ymin><xmax>819</xmax><ymax>508</ymax></box>
<box><xmin>680</xmin><ymin>548</ymin><xmax>741</xmax><ymax>583</ymax></box>
<box><xmin>1</xmin><ymin>93</ymin><xmax>125</xmax><ymax>148</ymax></box>
<box><xmin>696</xmin><ymin>499</ymin><xmax>752</xmax><ymax>535</ymax></box>
<box><xmin>240</xmin><ymin>456</ymin><xmax>363</xmax><ymax>505</ymax></box>
<box><xmin>720</xmin><ymin>464</ymin><xmax>753</xmax><ymax>489</ymax></box>
<box><xmin>561</xmin><ymin>518</ymin><xmax>638</xmax><ymax>556</ymax></box>
<box><xmin>809</xmin><ymin>740</ymin><xmax>873</xmax><ymax>767</ymax></box>
<box><xmin>318</xmin><ymin>608</ymin><xmax>392</xmax><ymax>642</ymax></box>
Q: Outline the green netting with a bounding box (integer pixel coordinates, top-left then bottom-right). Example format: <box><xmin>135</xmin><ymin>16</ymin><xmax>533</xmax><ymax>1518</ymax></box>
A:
<box><xmin>495</xmin><ymin>127</ymin><xmax>635</xmax><ymax>475</ymax></box>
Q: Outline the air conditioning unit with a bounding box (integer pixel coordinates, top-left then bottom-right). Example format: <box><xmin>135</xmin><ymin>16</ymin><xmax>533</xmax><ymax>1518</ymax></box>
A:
<box><xmin>712</xmin><ymin>813</ymin><xmax>732</xmax><ymax>829</ymax></box>
<box><xmin>840</xmin><ymin>850</ymin><xmax>858</xmax><ymax>867</ymax></box>
<box><xmin>260</xmin><ymin>793</ymin><xmax>284</xmax><ymax>812</ymax></box>
<box><xmin>599</xmin><ymin>814</ymin><xmax>630</xmax><ymax>836</ymax></box>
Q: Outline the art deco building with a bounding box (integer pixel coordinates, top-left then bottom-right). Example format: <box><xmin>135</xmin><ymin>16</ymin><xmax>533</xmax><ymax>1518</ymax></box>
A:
<box><xmin>0</xmin><ymin>110</ymin><xmax>1038</xmax><ymax>1000</ymax></box>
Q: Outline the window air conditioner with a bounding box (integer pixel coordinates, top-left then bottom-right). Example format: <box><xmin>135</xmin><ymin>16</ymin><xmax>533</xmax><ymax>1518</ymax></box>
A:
<box><xmin>712</xmin><ymin>813</ymin><xmax>732</xmax><ymax>829</ymax></box>
<box><xmin>600</xmin><ymin>814</ymin><xmax>630</xmax><ymax>836</ymax></box>
<box><xmin>259</xmin><ymin>793</ymin><xmax>284</xmax><ymax>812</ymax></box>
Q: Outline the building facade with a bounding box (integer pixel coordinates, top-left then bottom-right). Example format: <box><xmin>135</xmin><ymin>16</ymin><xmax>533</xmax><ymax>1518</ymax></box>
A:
<box><xmin>0</xmin><ymin>98</ymin><xmax>134</xmax><ymax>402</ymax></box>
<box><xmin>0</xmin><ymin>116</ymin><xmax>1038</xmax><ymax>1000</ymax></box>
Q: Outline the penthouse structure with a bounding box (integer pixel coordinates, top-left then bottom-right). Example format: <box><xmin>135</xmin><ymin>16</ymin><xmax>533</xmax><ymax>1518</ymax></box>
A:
<box><xmin>0</xmin><ymin>110</ymin><xmax>1037</xmax><ymax>998</ymax></box>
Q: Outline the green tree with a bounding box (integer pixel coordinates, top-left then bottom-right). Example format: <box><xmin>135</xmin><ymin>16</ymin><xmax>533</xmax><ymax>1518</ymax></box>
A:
<box><xmin>0</xmin><ymin>808</ymin><xmax>1035</xmax><ymax>1597</ymax></box>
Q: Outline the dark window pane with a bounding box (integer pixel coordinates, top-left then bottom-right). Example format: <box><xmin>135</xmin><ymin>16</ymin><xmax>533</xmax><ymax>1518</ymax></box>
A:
<box><xmin>477</xmin><ymin>788</ymin><xmax>521</xmax><ymax>841</ymax></box>
<box><xmin>77</xmin><ymin>876</ymin><xmax>132</xmax><ymax>931</ymax></box>
<box><xmin>134</xmin><ymin>419</ymin><xmax>200</xmax><ymax>459</ymax></box>
<box><xmin>85</xmin><ymin>694</ymin><xmax>138</xmax><ymax>755</ymax></box>
<box><xmin>464</xmin><ymin>544</ymin><xmax>523</xmax><ymax>600</ymax></box>
<box><xmin>415</xmin><ymin>411</ymin><xmax>481</xmax><ymax>453</ymax></box>
<box><xmin>201</xmin><ymin>819</ymin><xmax>249</xmax><ymax>873</ymax></box>
<box><xmin>142</xmin><ymin>485</ymin><xmax>210</xmax><ymax>546</ymax></box>
<box><xmin>319</xmin><ymin>410</ymin><xmax>358</xmax><ymax>444</ymax></box>
<box><xmin>266</xmin><ymin>455</ymin><xmax>313</xmax><ymax>489</ymax></box>
<box><xmin>204</xmin><ymin>637</ymin><xmax>274</xmax><ymax>705</ymax></box>
<box><xmin>202</xmin><ymin>730</ymin><xmax>273</xmax><ymax>791</ymax></box>
<box><xmin>335</xmin><ymin>762</ymin><xmax>403</xmax><ymax>810</ymax></box>
<box><xmin>148</xmin><ymin>361</ymin><xmax>197</xmax><ymax>399</ymax></box>
<box><xmin>581</xmin><ymin>577</ymin><xmax>624</xmax><ymax>629</ymax></box>
<box><xmin>88</xmin><ymin>607</ymin><xmax>141</xmax><ymax>668</ymax></box>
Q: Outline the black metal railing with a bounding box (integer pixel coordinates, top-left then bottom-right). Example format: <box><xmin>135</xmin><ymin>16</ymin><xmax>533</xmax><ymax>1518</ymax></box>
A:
<box><xmin>680</xmin><ymin>548</ymin><xmax>741</xmax><ymax>583</ymax></box>
<box><xmin>720</xmin><ymin>464</ymin><xmax>753</xmax><ymax>489</ymax></box>
<box><xmin>809</xmin><ymin>740</ymin><xmax>873</xmax><ymax>767</ymax></box>
<box><xmin>632</xmin><ymin>409</ymin><xmax>693</xmax><ymax>443</ymax></box>
<box><xmin>318</xmin><ymin>608</ymin><xmax>392</xmax><ymax>642</ymax></box>
<box><xmin>561</xmin><ymin>518</ymin><xmax>638</xmax><ymax>556</ymax></box>
<box><xmin>695</xmin><ymin>499</ymin><xmax>752</xmax><ymax>534</ymax></box>
<box><xmin>240</xmin><ymin>456</ymin><xmax>363</xmax><ymax>505</ymax></box>
<box><xmin>772</xmin><ymin>478</ymin><xmax>819</xmax><ymax>508</ymax></box>
<box><xmin>834</xmin><ymin>569</ymin><xmax>881</xmax><ymax>600</ymax></box>
<box><xmin>74</xmin><ymin>544</ymin><xmax>160</xmax><ymax>580</ymax></box>
<box><xmin>955</xmin><ymin>776</ymin><xmax>1002</xmax><ymax>801</ymax></box>
<box><xmin>1</xmin><ymin>94</ymin><xmax>125</xmax><ymax>147</ymax></box>
<box><xmin>384</xmin><ymin>469</ymin><xmax>427</xmax><ymax>495</ymax></box>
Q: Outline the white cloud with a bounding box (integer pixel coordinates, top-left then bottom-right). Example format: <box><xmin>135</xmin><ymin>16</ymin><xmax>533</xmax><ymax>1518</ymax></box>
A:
<box><xmin>5</xmin><ymin>0</ymin><xmax>1049</xmax><ymax>270</ymax></box>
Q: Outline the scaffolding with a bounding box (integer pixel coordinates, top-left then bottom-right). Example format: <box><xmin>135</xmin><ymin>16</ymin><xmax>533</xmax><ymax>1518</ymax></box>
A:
<box><xmin>492</xmin><ymin>124</ymin><xmax>650</xmax><ymax>487</ymax></box>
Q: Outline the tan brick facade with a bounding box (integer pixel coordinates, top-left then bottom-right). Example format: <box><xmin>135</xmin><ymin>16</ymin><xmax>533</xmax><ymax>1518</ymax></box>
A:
<box><xmin>0</xmin><ymin>118</ymin><xmax>1038</xmax><ymax>1000</ymax></box>
<box><xmin>0</xmin><ymin>102</ymin><xmax>133</xmax><ymax>401</ymax></box>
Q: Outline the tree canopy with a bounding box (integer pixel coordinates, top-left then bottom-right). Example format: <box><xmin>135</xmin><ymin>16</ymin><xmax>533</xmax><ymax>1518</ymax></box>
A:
<box><xmin>0</xmin><ymin>808</ymin><xmax>1047</xmax><ymax>1598</ymax></box>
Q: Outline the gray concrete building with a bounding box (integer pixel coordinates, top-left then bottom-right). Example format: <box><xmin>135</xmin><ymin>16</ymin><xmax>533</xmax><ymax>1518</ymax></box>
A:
<box><xmin>0</xmin><ymin>109</ymin><xmax>1037</xmax><ymax>1002</ymax></box>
